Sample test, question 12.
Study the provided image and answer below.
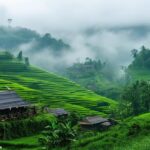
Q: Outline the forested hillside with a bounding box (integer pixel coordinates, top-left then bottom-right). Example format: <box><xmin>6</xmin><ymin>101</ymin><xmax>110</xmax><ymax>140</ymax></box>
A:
<box><xmin>1</xmin><ymin>1</ymin><xmax>150</xmax><ymax>149</ymax></box>
<box><xmin>127</xmin><ymin>46</ymin><xmax>150</xmax><ymax>81</ymax></box>
<box><xmin>0</xmin><ymin>26</ymin><xmax>69</xmax><ymax>53</ymax></box>
<box><xmin>64</xmin><ymin>46</ymin><xmax>150</xmax><ymax>100</ymax></box>
<box><xmin>0</xmin><ymin>51</ymin><xmax>116</xmax><ymax>116</ymax></box>
<box><xmin>0</xmin><ymin>51</ymin><xmax>149</xmax><ymax>150</ymax></box>
<box><xmin>65</xmin><ymin>58</ymin><xmax>123</xmax><ymax>99</ymax></box>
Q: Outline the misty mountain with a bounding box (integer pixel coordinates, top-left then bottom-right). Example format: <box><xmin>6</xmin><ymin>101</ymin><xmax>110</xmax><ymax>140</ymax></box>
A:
<box><xmin>64</xmin><ymin>57</ymin><xmax>124</xmax><ymax>99</ymax></box>
<box><xmin>65</xmin><ymin>46</ymin><xmax>150</xmax><ymax>100</ymax></box>
<box><xmin>129</xmin><ymin>46</ymin><xmax>150</xmax><ymax>69</ymax></box>
<box><xmin>1</xmin><ymin>25</ymin><xmax>150</xmax><ymax>75</ymax></box>
<box><xmin>0</xmin><ymin>26</ymin><xmax>70</xmax><ymax>53</ymax></box>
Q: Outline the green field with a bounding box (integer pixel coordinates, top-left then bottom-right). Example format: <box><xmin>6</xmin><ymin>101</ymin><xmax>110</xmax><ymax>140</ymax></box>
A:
<box><xmin>0</xmin><ymin>53</ymin><xmax>117</xmax><ymax>149</ymax></box>
<box><xmin>0</xmin><ymin>52</ymin><xmax>117</xmax><ymax>116</ymax></box>
<box><xmin>1</xmin><ymin>113</ymin><xmax>149</xmax><ymax>150</ymax></box>
<box><xmin>0</xmin><ymin>52</ymin><xmax>149</xmax><ymax>150</ymax></box>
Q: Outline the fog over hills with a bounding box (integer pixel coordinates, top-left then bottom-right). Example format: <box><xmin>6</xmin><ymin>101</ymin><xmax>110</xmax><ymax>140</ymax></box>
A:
<box><xmin>0</xmin><ymin>2</ymin><xmax>150</xmax><ymax>149</ymax></box>
<box><xmin>1</xmin><ymin>25</ymin><xmax>150</xmax><ymax>74</ymax></box>
<box><xmin>1</xmin><ymin>0</ymin><xmax>150</xmax><ymax>72</ymax></box>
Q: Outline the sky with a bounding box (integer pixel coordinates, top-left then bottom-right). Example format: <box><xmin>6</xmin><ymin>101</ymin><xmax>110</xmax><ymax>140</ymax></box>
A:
<box><xmin>1</xmin><ymin>0</ymin><xmax>150</xmax><ymax>71</ymax></box>
<box><xmin>1</xmin><ymin>0</ymin><xmax>150</xmax><ymax>34</ymax></box>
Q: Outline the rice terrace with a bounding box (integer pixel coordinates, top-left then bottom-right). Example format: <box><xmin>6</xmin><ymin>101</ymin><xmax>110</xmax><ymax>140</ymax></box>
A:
<box><xmin>0</xmin><ymin>0</ymin><xmax>149</xmax><ymax>150</ymax></box>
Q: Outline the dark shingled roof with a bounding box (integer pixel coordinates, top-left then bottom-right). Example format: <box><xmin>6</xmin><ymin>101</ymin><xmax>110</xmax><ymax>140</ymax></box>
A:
<box><xmin>79</xmin><ymin>116</ymin><xmax>109</xmax><ymax>125</ymax></box>
<box><xmin>48</xmin><ymin>108</ymin><xmax>68</xmax><ymax>117</ymax></box>
<box><xmin>0</xmin><ymin>91</ymin><xmax>30</xmax><ymax>110</ymax></box>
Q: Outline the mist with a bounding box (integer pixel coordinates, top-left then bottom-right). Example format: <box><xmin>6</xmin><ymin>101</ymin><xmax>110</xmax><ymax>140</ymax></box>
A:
<box><xmin>15</xmin><ymin>27</ymin><xmax>150</xmax><ymax>75</ymax></box>
<box><xmin>1</xmin><ymin>0</ymin><xmax>150</xmax><ymax>34</ymax></box>
<box><xmin>1</xmin><ymin>0</ymin><xmax>150</xmax><ymax>73</ymax></box>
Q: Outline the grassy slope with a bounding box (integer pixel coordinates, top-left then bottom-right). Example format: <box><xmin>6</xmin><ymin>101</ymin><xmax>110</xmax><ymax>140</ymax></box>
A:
<box><xmin>2</xmin><ymin>113</ymin><xmax>150</xmax><ymax>150</ymax></box>
<box><xmin>74</xmin><ymin>73</ymin><xmax>122</xmax><ymax>99</ymax></box>
<box><xmin>66</xmin><ymin>68</ymin><xmax>123</xmax><ymax>100</ymax></box>
<box><xmin>113</xmin><ymin>135</ymin><xmax>150</xmax><ymax>150</ymax></box>
<box><xmin>71</xmin><ymin>113</ymin><xmax>150</xmax><ymax>150</ymax></box>
<box><xmin>0</xmin><ymin>54</ymin><xmax>117</xmax><ymax>148</ymax></box>
<box><xmin>0</xmin><ymin>55</ymin><xmax>149</xmax><ymax>150</ymax></box>
<box><xmin>0</xmin><ymin>56</ymin><xmax>116</xmax><ymax>116</ymax></box>
<box><xmin>113</xmin><ymin>113</ymin><xmax>150</xmax><ymax>150</ymax></box>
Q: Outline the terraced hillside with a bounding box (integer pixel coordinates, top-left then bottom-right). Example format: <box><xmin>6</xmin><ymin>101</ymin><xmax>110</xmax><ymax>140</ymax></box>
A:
<box><xmin>71</xmin><ymin>112</ymin><xmax>150</xmax><ymax>150</ymax></box>
<box><xmin>65</xmin><ymin>58</ymin><xmax>123</xmax><ymax>100</ymax></box>
<box><xmin>0</xmin><ymin>52</ymin><xmax>116</xmax><ymax>116</ymax></box>
<box><xmin>127</xmin><ymin>46</ymin><xmax>150</xmax><ymax>82</ymax></box>
<box><xmin>1</xmin><ymin>112</ymin><xmax>149</xmax><ymax>150</ymax></box>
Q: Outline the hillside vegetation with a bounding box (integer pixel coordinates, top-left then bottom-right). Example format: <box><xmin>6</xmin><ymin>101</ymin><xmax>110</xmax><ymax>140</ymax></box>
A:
<box><xmin>127</xmin><ymin>46</ymin><xmax>150</xmax><ymax>81</ymax></box>
<box><xmin>0</xmin><ymin>51</ymin><xmax>116</xmax><ymax>116</ymax></box>
<box><xmin>65</xmin><ymin>46</ymin><xmax>150</xmax><ymax>100</ymax></box>
<box><xmin>1</xmin><ymin>113</ymin><xmax>149</xmax><ymax>150</ymax></box>
<box><xmin>0</xmin><ymin>50</ymin><xmax>149</xmax><ymax>150</ymax></box>
<box><xmin>65</xmin><ymin>58</ymin><xmax>123</xmax><ymax>99</ymax></box>
<box><xmin>0</xmin><ymin>26</ymin><xmax>69</xmax><ymax>52</ymax></box>
<box><xmin>71</xmin><ymin>113</ymin><xmax>150</xmax><ymax>150</ymax></box>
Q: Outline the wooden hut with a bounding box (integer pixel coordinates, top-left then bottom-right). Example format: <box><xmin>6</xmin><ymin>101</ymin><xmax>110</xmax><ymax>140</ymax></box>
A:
<box><xmin>44</xmin><ymin>107</ymin><xmax>69</xmax><ymax>117</ymax></box>
<box><xmin>0</xmin><ymin>91</ymin><xmax>33</xmax><ymax>120</ymax></box>
<box><xmin>79</xmin><ymin>116</ymin><xmax>112</xmax><ymax>130</ymax></box>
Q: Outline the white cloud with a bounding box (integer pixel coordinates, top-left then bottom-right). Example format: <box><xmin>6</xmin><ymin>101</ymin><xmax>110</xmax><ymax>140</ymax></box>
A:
<box><xmin>1</xmin><ymin>0</ymin><xmax>150</xmax><ymax>34</ymax></box>
<box><xmin>1</xmin><ymin>0</ymin><xmax>150</xmax><ymax>72</ymax></box>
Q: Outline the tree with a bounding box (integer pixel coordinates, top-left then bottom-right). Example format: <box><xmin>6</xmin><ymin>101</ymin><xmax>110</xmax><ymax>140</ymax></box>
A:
<box><xmin>131</xmin><ymin>49</ymin><xmax>138</xmax><ymax>58</ymax></box>
<box><xmin>122</xmin><ymin>81</ymin><xmax>150</xmax><ymax>116</ymax></box>
<box><xmin>110</xmin><ymin>100</ymin><xmax>132</xmax><ymax>119</ymax></box>
<box><xmin>0</xmin><ymin>51</ymin><xmax>13</xmax><ymax>60</ymax></box>
<box><xmin>85</xmin><ymin>57</ymin><xmax>92</xmax><ymax>65</ymax></box>
<box><xmin>141</xmin><ymin>45</ymin><xmax>146</xmax><ymax>52</ymax></box>
<box><xmin>25</xmin><ymin>57</ymin><xmax>30</xmax><ymax>66</ymax></box>
<box><xmin>39</xmin><ymin>121</ymin><xmax>77</xmax><ymax>149</ymax></box>
<box><xmin>17</xmin><ymin>51</ymin><xmax>23</xmax><ymax>61</ymax></box>
<box><xmin>57</xmin><ymin>112</ymin><xmax>81</xmax><ymax>126</ymax></box>
<box><xmin>129</xmin><ymin>46</ymin><xmax>150</xmax><ymax>69</ymax></box>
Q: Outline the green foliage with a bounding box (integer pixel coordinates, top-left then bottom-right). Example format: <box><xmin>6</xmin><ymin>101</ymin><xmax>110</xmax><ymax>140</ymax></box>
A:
<box><xmin>0</xmin><ymin>46</ymin><xmax>149</xmax><ymax>150</ymax></box>
<box><xmin>65</xmin><ymin>58</ymin><xmax>122</xmax><ymax>100</ymax></box>
<box><xmin>0</xmin><ymin>51</ymin><xmax>13</xmax><ymax>60</ymax></box>
<box><xmin>25</xmin><ymin>57</ymin><xmax>30</xmax><ymax>66</ymax></box>
<box><xmin>1</xmin><ymin>113</ymin><xmax>150</xmax><ymax>150</ymax></box>
<box><xmin>39</xmin><ymin>121</ymin><xmax>77</xmax><ymax>149</ymax></box>
<box><xmin>0</xmin><ymin>114</ymin><xmax>52</xmax><ymax>140</ymax></box>
<box><xmin>0</xmin><ymin>51</ymin><xmax>117</xmax><ymax>116</ymax></box>
<box><xmin>67</xmin><ymin>112</ymin><xmax>81</xmax><ymax>126</ymax></box>
<box><xmin>129</xmin><ymin>46</ymin><xmax>150</xmax><ymax>69</ymax></box>
<box><xmin>122</xmin><ymin>81</ymin><xmax>150</xmax><ymax>116</ymax></box>
<box><xmin>0</xmin><ymin>26</ymin><xmax>69</xmax><ymax>52</ymax></box>
<box><xmin>0</xmin><ymin>51</ymin><xmax>119</xmax><ymax>150</ymax></box>
<box><xmin>67</xmin><ymin>58</ymin><xmax>105</xmax><ymax>79</ymax></box>
<box><xmin>0</xmin><ymin>51</ymin><xmax>29</xmax><ymax>72</ymax></box>
<box><xmin>36</xmin><ymin>33</ymin><xmax>70</xmax><ymax>51</ymax></box>
<box><xmin>17</xmin><ymin>51</ymin><xmax>23</xmax><ymax>61</ymax></box>
<box><xmin>71</xmin><ymin>113</ymin><xmax>150</xmax><ymax>150</ymax></box>
<box><xmin>131</xmin><ymin>49</ymin><xmax>138</xmax><ymax>58</ymax></box>
<box><xmin>113</xmin><ymin>135</ymin><xmax>150</xmax><ymax>150</ymax></box>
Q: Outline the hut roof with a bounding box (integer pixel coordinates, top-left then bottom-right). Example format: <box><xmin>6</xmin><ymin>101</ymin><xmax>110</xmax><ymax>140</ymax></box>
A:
<box><xmin>101</xmin><ymin>121</ymin><xmax>112</xmax><ymax>126</ymax></box>
<box><xmin>80</xmin><ymin>116</ymin><xmax>109</xmax><ymax>125</ymax></box>
<box><xmin>0</xmin><ymin>91</ymin><xmax>30</xmax><ymax>110</ymax></box>
<box><xmin>48</xmin><ymin>108</ymin><xmax>68</xmax><ymax>117</ymax></box>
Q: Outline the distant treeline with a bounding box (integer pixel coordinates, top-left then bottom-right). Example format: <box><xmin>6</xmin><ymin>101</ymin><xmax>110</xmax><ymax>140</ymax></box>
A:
<box><xmin>65</xmin><ymin>58</ymin><xmax>122</xmax><ymax>100</ymax></box>
<box><xmin>0</xmin><ymin>51</ymin><xmax>30</xmax><ymax>72</ymax></box>
<box><xmin>67</xmin><ymin>58</ymin><xmax>106</xmax><ymax>78</ymax></box>
<box><xmin>129</xmin><ymin>46</ymin><xmax>150</xmax><ymax>69</ymax></box>
<box><xmin>0</xmin><ymin>26</ymin><xmax>70</xmax><ymax>53</ymax></box>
